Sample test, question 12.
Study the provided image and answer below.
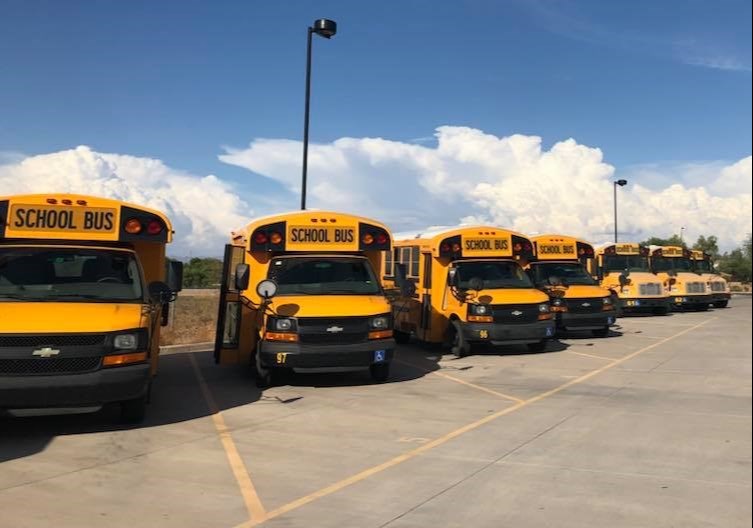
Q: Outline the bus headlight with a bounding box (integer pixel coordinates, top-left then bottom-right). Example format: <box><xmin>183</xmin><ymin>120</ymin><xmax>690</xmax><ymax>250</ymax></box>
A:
<box><xmin>274</xmin><ymin>318</ymin><xmax>296</xmax><ymax>332</ymax></box>
<box><xmin>370</xmin><ymin>316</ymin><xmax>390</xmax><ymax>330</ymax></box>
<box><xmin>113</xmin><ymin>334</ymin><xmax>138</xmax><ymax>350</ymax></box>
<box><xmin>539</xmin><ymin>303</ymin><xmax>551</xmax><ymax>313</ymax></box>
<box><xmin>469</xmin><ymin>304</ymin><xmax>490</xmax><ymax>316</ymax></box>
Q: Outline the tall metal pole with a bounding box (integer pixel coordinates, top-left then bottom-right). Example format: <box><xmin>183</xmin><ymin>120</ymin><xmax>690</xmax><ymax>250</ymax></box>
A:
<box><xmin>613</xmin><ymin>182</ymin><xmax>618</xmax><ymax>243</ymax></box>
<box><xmin>301</xmin><ymin>27</ymin><xmax>314</xmax><ymax>210</ymax></box>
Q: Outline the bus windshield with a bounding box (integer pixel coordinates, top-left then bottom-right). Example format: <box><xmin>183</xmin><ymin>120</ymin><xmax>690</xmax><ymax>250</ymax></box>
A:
<box><xmin>0</xmin><ymin>246</ymin><xmax>144</xmax><ymax>302</ymax></box>
<box><xmin>454</xmin><ymin>260</ymin><xmax>533</xmax><ymax>289</ymax></box>
<box><xmin>530</xmin><ymin>262</ymin><xmax>597</xmax><ymax>286</ymax></box>
<box><xmin>651</xmin><ymin>257</ymin><xmax>694</xmax><ymax>273</ymax></box>
<box><xmin>694</xmin><ymin>260</ymin><xmax>714</xmax><ymax>273</ymax></box>
<box><xmin>268</xmin><ymin>256</ymin><xmax>381</xmax><ymax>295</ymax></box>
<box><xmin>604</xmin><ymin>255</ymin><xmax>650</xmax><ymax>272</ymax></box>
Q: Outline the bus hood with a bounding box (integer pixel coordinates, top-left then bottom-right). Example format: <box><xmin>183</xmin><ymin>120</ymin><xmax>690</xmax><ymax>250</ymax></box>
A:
<box><xmin>474</xmin><ymin>288</ymin><xmax>550</xmax><ymax>305</ymax></box>
<box><xmin>0</xmin><ymin>303</ymin><xmax>145</xmax><ymax>334</ymax></box>
<box><xmin>561</xmin><ymin>284</ymin><xmax>611</xmax><ymax>299</ymax></box>
<box><xmin>271</xmin><ymin>295</ymin><xmax>391</xmax><ymax>317</ymax></box>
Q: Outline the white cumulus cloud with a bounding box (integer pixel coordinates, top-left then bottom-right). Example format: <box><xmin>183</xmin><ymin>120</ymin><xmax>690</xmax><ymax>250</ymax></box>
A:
<box><xmin>221</xmin><ymin>127</ymin><xmax>752</xmax><ymax>251</ymax></box>
<box><xmin>0</xmin><ymin>146</ymin><xmax>249</xmax><ymax>256</ymax></box>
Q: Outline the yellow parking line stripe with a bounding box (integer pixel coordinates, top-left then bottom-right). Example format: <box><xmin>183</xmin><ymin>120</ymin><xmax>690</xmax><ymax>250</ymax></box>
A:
<box><xmin>188</xmin><ymin>353</ymin><xmax>268</xmax><ymax>523</ymax></box>
<box><xmin>240</xmin><ymin>317</ymin><xmax>714</xmax><ymax>527</ymax></box>
<box><xmin>395</xmin><ymin>358</ymin><xmax>525</xmax><ymax>403</ymax></box>
<box><xmin>566</xmin><ymin>350</ymin><xmax>613</xmax><ymax>361</ymax></box>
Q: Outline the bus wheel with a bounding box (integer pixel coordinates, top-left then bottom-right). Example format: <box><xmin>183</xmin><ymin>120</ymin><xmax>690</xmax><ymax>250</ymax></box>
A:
<box><xmin>370</xmin><ymin>362</ymin><xmax>390</xmax><ymax>383</ymax></box>
<box><xmin>592</xmin><ymin>327</ymin><xmax>610</xmax><ymax>338</ymax></box>
<box><xmin>526</xmin><ymin>340</ymin><xmax>548</xmax><ymax>353</ymax></box>
<box><xmin>714</xmin><ymin>300</ymin><xmax>729</xmax><ymax>308</ymax></box>
<box><xmin>120</xmin><ymin>394</ymin><xmax>147</xmax><ymax>424</ymax></box>
<box><xmin>449</xmin><ymin>321</ymin><xmax>470</xmax><ymax>358</ymax></box>
<box><xmin>394</xmin><ymin>330</ymin><xmax>411</xmax><ymax>344</ymax></box>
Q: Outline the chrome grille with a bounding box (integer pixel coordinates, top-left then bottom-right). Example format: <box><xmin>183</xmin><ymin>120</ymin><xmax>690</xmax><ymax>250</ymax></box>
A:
<box><xmin>492</xmin><ymin>304</ymin><xmax>540</xmax><ymax>324</ymax></box>
<box><xmin>710</xmin><ymin>282</ymin><xmax>726</xmax><ymax>292</ymax></box>
<box><xmin>639</xmin><ymin>283</ymin><xmax>663</xmax><ymax>296</ymax></box>
<box><xmin>686</xmin><ymin>282</ymin><xmax>706</xmax><ymax>294</ymax></box>
<box><xmin>296</xmin><ymin>317</ymin><xmax>371</xmax><ymax>346</ymax></box>
<box><xmin>565</xmin><ymin>298</ymin><xmax>603</xmax><ymax>314</ymax></box>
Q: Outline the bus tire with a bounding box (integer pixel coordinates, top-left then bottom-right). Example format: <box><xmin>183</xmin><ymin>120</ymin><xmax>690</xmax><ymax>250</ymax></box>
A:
<box><xmin>592</xmin><ymin>327</ymin><xmax>610</xmax><ymax>338</ymax></box>
<box><xmin>394</xmin><ymin>330</ymin><xmax>411</xmax><ymax>344</ymax></box>
<box><xmin>254</xmin><ymin>352</ymin><xmax>280</xmax><ymax>389</ymax></box>
<box><xmin>713</xmin><ymin>300</ymin><xmax>729</xmax><ymax>308</ymax></box>
<box><xmin>449</xmin><ymin>321</ymin><xmax>470</xmax><ymax>358</ymax></box>
<box><xmin>527</xmin><ymin>340</ymin><xmax>548</xmax><ymax>353</ymax></box>
<box><xmin>120</xmin><ymin>394</ymin><xmax>147</xmax><ymax>424</ymax></box>
<box><xmin>370</xmin><ymin>362</ymin><xmax>390</xmax><ymax>383</ymax></box>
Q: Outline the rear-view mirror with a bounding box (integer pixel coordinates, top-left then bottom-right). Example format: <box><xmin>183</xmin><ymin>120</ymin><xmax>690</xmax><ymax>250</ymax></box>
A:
<box><xmin>166</xmin><ymin>259</ymin><xmax>184</xmax><ymax>293</ymax></box>
<box><xmin>447</xmin><ymin>268</ymin><xmax>459</xmax><ymax>288</ymax></box>
<box><xmin>256</xmin><ymin>279</ymin><xmax>278</xmax><ymax>300</ymax></box>
<box><xmin>148</xmin><ymin>281</ymin><xmax>173</xmax><ymax>305</ymax></box>
<box><xmin>235</xmin><ymin>263</ymin><xmax>250</xmax><ymax>291</ymax></box>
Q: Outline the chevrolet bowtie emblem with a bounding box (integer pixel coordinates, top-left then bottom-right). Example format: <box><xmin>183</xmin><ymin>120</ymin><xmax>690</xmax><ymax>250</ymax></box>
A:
<box><xmin>511</xmin><ymin>310</ymin><xmax>523</xmax><ymax>316</ymax></box>
<box><xmin>32</xmin><ymin>347</ymin><xmax>61</xmax><ymax>358</ymax></box>
<box><xmin>582</xmin><ymin>302</ymin><xmax>591</xmax><ymax>307</ymax></box>
<box><xmin>326</xmin><ymin>326</ymin><xmax>345</xmax><ymax>333</ymax></box>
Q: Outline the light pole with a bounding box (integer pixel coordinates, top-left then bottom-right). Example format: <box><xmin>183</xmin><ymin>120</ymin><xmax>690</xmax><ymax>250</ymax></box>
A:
<box><xmin>613</xmin><ymin>179</ymin><xmax>628</xmax><ymax>243</ymax></box>
<box><xmin>680</xmin><ymin>226</ymin><xmax>685</xmax><ymax>245</ymax></box>
<box><xmin>301</xmin><ymin>18</ymin><xmax>337</xmax><ymax>210</ymax></box>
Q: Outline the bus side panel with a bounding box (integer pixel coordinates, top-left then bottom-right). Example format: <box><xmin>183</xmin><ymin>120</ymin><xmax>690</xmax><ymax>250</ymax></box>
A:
<box><xmin>133</xmin><ymin>240</ymin><xmax>166</xmax><ymax>376</ymax></box>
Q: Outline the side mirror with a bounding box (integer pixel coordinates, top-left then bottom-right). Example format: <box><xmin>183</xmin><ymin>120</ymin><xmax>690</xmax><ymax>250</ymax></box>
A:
<box><xmin>395</xmin><ymin>263</ymin><xmax>416</xmax><ymax>297</ymax></box>
<box><xmin>235</xmin><ymin>263</ymin><xmax>250</xmax><ymax>291</ymax></box>
<box><xmin>548</xmin><ymin>276</ymin><xmax>563</xmax><ymax>287</ymax></box>
<box><xmin>447</xmin><ymin>268</ymin><xmax>459</xmax><ymax>288</ymax></box>
<box><xmin>256</xmin><ymin>279</ymin><xmax>278</xmax><ymax>300</ymax></box>
<box><xmin>468</xmin><ymin>277</ymin><xmax>484</xmax><ymax>292</ymax></box>
<box><xmin>166</xmin><ymin>260</ymin><xmax>184</xmax><ymax>292</ymax></box>
<box><xmin>148</xmin><ymin>281</ymin><xmax>173</xmax><ymax>305</ymax></box>
<box><xmin>668</xmin><ymin>270</ymin><xmax>678</xmax><ymax>277</ymax></box>
<box><xmin>619</xmin><ymin>270</ymin><xmax>630</xmax><ymax>287</ymax></box>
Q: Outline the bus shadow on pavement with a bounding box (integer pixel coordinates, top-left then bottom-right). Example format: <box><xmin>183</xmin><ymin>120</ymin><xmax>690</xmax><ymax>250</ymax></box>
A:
<box><xmin>0</xmin><ymin>350</ymin><xmax>261</xmax><ymax>463</ymax></box>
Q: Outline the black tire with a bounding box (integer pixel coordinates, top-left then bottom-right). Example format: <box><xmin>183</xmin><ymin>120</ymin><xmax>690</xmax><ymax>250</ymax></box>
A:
<box><xmin>714</xmin><ymin>300</ymin><xmax>729</xmax><ymax>308</ymax></box>
<box><xmin>449</xmin><ymin>320</ymin><xmax>470</xmax><ymax>358</ymax></box>
<box><xmin>592</xmin><ymin>327</ymin><xmax>610</xmax><ymax>338</ymax></box>
<box><xmin>254</xmin><ymin>352</ymin><xmax>286</xmax><ymax>389</ymax></box>
<box><xmin>394</xmin><ymin>330</ymin><xmax>411</xmax><ymax>344</ymax></box>
<box><xmin>120</xmin><ymin>394</ymin><xmax>147</xmax><ymax>424</ymax></box>
<box><xmin>370</xmin><ymin>362</ymin><xmax>390</xmax><ymax>383</ymax></box>
<box><xmin>527</xmin><ymin>340</ymin><xmax>548</xmax><ymax>353</ymax></box>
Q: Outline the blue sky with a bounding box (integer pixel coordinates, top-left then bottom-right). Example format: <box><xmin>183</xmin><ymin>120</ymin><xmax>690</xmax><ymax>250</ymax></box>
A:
<box><xmin>1</xmin><ymin>1</ymin><xmax>751</xmax><ymax>254</ymax></box>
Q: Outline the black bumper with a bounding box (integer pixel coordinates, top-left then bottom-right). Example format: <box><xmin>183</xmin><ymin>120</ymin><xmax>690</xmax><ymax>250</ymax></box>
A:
<box><xmin>258</xmin><ymin>338</ymin><xmax>395</xmax><ymax>369</ymax></box>
<box><xmin>670</xmin><ymin>294</ymin><xmax>713</xmax><ymax>309</ymax></box>
<box><xmin>461</xmin><ymin>320</ymin><xmax>555</xmax><ymax>345</ymax></box>
<box><xmin>620</xmin><ymin>297</ymin><xmax>671</xmax><ymax>312</ymax></box>
<box><xmin>709</xmin><ymin>292</ymin><xmax>731</xmax><ymax>303</ymax></box>
<box><xmin>0</xmin><ymin>364</ymin><xmax>149</xmax><ymax>410</ymax></box>
<box><xmin>559</xmin><ymin>310</ymin><xmax>617</xmax><ymax>331</ymax></box>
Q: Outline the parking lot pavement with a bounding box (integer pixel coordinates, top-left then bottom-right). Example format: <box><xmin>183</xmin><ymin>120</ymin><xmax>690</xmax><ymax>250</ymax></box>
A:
<box><xmin>1</xmin><ymin>297</ymin><xmax>750</xmax><ymax>528</ymax></box>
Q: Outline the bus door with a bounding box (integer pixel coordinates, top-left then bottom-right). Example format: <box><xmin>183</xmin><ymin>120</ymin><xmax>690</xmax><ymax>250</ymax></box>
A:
<box><xmin>419</xmin><ymin>252</ymin><xmax>433</xmax><ymax>341</ymax></box>
<box><xmin>214</xmin><ymin>244</ymin><xmax>246</xmax><ymax>363</ymax></box>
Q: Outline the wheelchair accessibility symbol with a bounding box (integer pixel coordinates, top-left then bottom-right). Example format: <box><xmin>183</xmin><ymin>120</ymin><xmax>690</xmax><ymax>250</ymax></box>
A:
<box><xmin>374</xmin><ymin>350</ymin><xmax>386</xmax><ymax>362</ymax></box>
<box><xmin>545</xmin><ymin>327</ymin><xmax>554</xmax><ymax>337</ymax></box>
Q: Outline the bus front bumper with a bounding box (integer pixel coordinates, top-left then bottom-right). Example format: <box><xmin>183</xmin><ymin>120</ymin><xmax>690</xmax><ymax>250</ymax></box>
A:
<box><xmin>670</xmin><ymin>294</ymin><xmax>713</xmax><ymax>309</ymax></box>
<box><xmin>709</xmin><ymin>292</ymin><xmax>732</xmax><ymax>303</ymax></box>
<box><xmin>461</xmin><ymin>320</ymin><xmax>555</xmax><ymax>346</ymax></box>
<box><xmin>258</xmin><ymin>339</ymin><xmax>396</xmax><ymax>369</ymax></box>
<box><xmin>0</xmin><ymin>364</ymin><xmax>149</xmax><ymax>410</ymax></box>
<box><xmin>619</xmin><ymin>298</ymin><xmax>671</xmax><ymax>312</ymax></box>
<box><xmin>558</xmin><ymin>310</ymin><xmax>617</xmax><ymax>331</ymax></box>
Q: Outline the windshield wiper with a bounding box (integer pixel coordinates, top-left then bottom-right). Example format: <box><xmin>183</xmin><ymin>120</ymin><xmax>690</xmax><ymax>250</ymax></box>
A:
<box><xmin>0</xmin><ymin>293</ymin><xmax>27</xmax><ymax>301</ymax></box>
<box><xmin>44</xmin><ymin>293</ymin><xmax>106</xmax><ymax>300</ymax></box>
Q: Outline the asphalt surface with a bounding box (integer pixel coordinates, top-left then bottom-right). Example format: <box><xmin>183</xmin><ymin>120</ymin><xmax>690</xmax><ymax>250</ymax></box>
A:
<box><xmin>1</xmin><ymin>297</ymin><xmax>751</xmax><ymax>528</ymax></box>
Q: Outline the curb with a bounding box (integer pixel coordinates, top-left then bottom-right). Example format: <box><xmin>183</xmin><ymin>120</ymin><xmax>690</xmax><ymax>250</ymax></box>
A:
<box><xmin>160</xmin><ymin>342</ymin><xmax>213</xmax><ymax>355</ymax></box>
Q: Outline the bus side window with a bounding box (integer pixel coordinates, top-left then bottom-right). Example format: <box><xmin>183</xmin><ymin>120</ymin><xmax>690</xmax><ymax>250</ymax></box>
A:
<box><xmin>384</xmin><ymin>249</ymin><xmax>394</xmax><ymax>279</ymax></box>
<box><xmin>422</xmin><ymin>254</ymin><xmax>432</xmax><ymax>289</ymax></box>
<box><xmin>409</xmin><ymin>246</ymin><xmax>420</xmax><ymax>279</ymax></box>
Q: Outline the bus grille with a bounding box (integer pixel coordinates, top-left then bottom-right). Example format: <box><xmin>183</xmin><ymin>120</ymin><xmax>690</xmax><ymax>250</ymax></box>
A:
<box><xmin>710</xmin><ymin>282</ymin><xmax>726</xmax><ymax>292</ymax></box>
<box><xmin>0</xmin><ymin>357</ymin><xmax>101</xmax><ymax>376</ymax></box>
<box><xmin>639</xmin><ymin>283</ymin><xmax>663</xmax><ymax>296</ymax></box>
<box><xmin>686</xmin><ymin>282</ymin><xmax>706</xmax><ymax>294</ymax></box>
<box><xmin>492</xmin><ymin>304</ymin><xmax>540</xmax><ymax>324</ymax></box>
<box><xmin>296</xmin><ymin>317</ymin><xmax>371</xmax><ymax>346</ymax></box>
<box><xmin>0</xmin><ymin>334</ymin><xmax>106</xmax><ymax>348</ymax></box>
<box><xmin>565</xmin><ymin>299</ymin><xmax>603</xmax><ymax>314</ymax></box>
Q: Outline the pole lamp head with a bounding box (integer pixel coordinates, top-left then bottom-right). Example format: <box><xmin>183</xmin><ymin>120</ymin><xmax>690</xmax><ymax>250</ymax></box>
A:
<box><xmin>615</xmin><ymin>179</ymin><xmax>628</xmax><ymax>187</ymax></box>
<box><xmin>312</xmin><ymin>19</ymin><xmax>337</xmax><ymax>38</ymax></box>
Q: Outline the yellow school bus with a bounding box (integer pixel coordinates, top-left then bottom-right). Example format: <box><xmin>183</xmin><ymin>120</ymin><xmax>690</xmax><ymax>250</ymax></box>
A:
<box><xmin>384</xmin><ymin>226</ymin><xmax>555</xmax><ymax>357</ymax></box>
<box><xmin>0</xmin><ymin>194</ymin><xmax>182</xmax><ymax>422</ymax></box>
<box><xmin>649</xmin><ymin>245</ymin><xmax>710</xmax><ymax>311</ymax></box>
<box><xmin>594</xmin><ymin>243</ymin><xmax>670</xmax><ymax>315</ymax></box>
<box><xmin>691</xmin><ymin>250</ymin><xmax>731</xmax><ymax>308</ymax></box>
<box><xmin>528</xmin><ymin>235</ymin><xmax>617</xmax><ymax>337</ymax></box>
<box><xmin>214</xmin><ymin>211</ymin><xmax>395</xmax><ymax>386</ymax></box>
